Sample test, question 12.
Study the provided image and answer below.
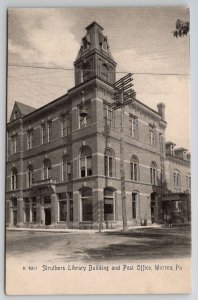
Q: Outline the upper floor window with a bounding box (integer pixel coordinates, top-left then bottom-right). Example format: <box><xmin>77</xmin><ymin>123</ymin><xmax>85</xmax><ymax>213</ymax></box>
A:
<box><xmin>27</xmin><ymin>164</ymin><xmax>34</xmax><ymax>188</ymax></box>
<box><xmin>101</xmin><ymin>64</ymin><xmax>109</xmax><ymax>82</ymax></box>
<box><xmin>61</xmin><ymin>155</ymin><xmax>71</xmax><ymax>181</ymax></box>
<box><xmin>61</xmin><ymin>113</ymin><xmax>71</xmax><ymax>137</ymax></box>
<box><xmin>186</xmin><ymin>173</ymin><xmax>191</xmax><ymax>193</ymax></box>
<box><xmin>173</xmin><ymin>169</ymin><xmax>180</xmax><ymax>189</ymax></box>
<box><xmin>11</xmin><ymin>167</ymin><xmax>18</xmax><ymax>190</ymax></box>
<box><xmin>150</xmin><ymin>161</ymin><xmax>157</xmax><ymax>185</ymax></box>
<box><xmin>11</xmin><ymin>134</ymin><xmax>18</xmax><ymax>154</ymax></box>
<box><xmin>41</xmin><ymin>123</ymin><xmax>47</xmax><ymax>144</ymax></box>
<box><xmin>129</xmin><ymin>115</ymin><xmax>138</xmax><ymax>138</ymax></box>
<box><xmin>80</xmin><ymin>146</ymin><xmax>92</xmax><ymax>178</ymax></box>
<box><xmin>104</xmin><ymin>103</ymin><xmax>113</xmax><ymax>128</ymax></box>
<box><xmin>82</xmin><ymin>60</ymin><xmax>91</xmax><ymax>82</ymax></box>
<box><xmin>41</xmin><ymin>121</ymin><xmax>52</xmax><ymax>144</ymax></box>
<box><xmin>131</xmin><ymin>155</ymin><xmax>139</xmax><ymax>182</ymax></box>
<box><xmin>47</xmin><ymin>121</ymin><xmax>52</xmax><ymax>142</ymax></box>
<box><xmin>27</xmin><ymin>130</ymin><xmax>33</xmax><ymax>150</ymax></box>
<box><xmin>43</xmin><ymin>158</ymin><xmax>52</xmax><ymax>180</ymax></box>
<box><xmin>104</xmin><ymin>148</ymin><xmax>114</xmax><ymax>177</ymax></box>
<box><xmin>149</xmin><ymin>124</ymin><xmax>156</xmax><ymax>146</ymax></box>
<box><xmin>79</xmin><ymin>101</ymin><xmax>91</xmax><ymax>128</ymax></box>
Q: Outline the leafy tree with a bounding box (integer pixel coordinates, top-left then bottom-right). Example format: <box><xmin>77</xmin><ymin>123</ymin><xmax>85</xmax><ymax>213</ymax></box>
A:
<box><xmin>173</xmin><ymin>19</ymin><xmax>190</xmax><ymax>37</ymax></box>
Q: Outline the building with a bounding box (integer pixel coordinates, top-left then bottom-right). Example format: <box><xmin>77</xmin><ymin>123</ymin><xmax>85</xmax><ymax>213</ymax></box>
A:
<box><xmin>6</xmin><ymin>22</ymin><xmax>190</xmax><ymax>229</ymax></box>
<box><xmin>161</xmin><ymin>142</ymin><xmax>191</xmax><ymax>224</ymax></box>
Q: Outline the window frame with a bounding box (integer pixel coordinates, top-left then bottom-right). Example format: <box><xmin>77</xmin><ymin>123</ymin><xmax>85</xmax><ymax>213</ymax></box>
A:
<box><xmin>150</xmin><ymin>162</ymin><xmax>157</xmax><ymax>185</ymax></box>
<box><xmin>104</xmin><ymin>148</ymin><xmax>114</xmax><ymax>178</ymax></box>
<box><xmin>79</xmin><ymin>147</ymin><xmax>92</xmax><ymax>178</ymax></box>
<box><xmin>104</xmin><ymin>188</ymin><xmax>115</xmax><ymax>221</ymax></box>
<box><xmin>103</xmin><ymin>102</ymin><xmax>113</xmax><ymax>128</ymax></box>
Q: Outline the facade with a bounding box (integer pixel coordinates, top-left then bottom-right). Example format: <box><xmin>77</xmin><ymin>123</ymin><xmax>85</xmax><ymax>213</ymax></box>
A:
<box><xmin>6</xmin><ymin>22</ymin><xmax>190</xmax><ymax>229</ymax></box>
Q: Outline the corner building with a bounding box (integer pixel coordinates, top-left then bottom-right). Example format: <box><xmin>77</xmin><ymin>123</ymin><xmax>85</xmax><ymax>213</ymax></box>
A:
<box><xmin>6</xmin><ymin>22</ymin><xmax>180</xmax><ymax>229</ymax></box>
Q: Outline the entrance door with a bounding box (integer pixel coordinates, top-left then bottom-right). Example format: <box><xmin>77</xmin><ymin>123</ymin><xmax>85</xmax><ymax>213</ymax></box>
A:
<box><xmin>45</xmin><ymin>208</ymin><xmax>51</xmax><ymax>225</ymax></box>
<box><xmin>13</xmin><ymin>209</ymin><xmax>17</xmax><ymax>226</ymax></box>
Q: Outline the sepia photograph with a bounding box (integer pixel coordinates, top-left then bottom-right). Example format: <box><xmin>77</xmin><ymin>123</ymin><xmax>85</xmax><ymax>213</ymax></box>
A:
<box><xmin>5</xmin><ymin>7</ymin><xmax>191</xmax><ymax>295</ymax></box>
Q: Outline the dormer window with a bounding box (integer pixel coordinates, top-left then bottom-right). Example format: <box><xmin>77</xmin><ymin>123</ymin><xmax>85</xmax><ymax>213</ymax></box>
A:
<box><xmin>101</xmin><ymin>64</ymin><xmax>109</xmax><ymax>82</ymax></box>
<box><xmin>102</xmin><ymin>39</ymin><xmax>108</xmax><ymax>51</ymax></box>
<box><xmin>170</xmin><ymin>145</ymin><xmax>175</xmax><ymax>156</ymax></box>
<box><xmin>82</xmin><ymin>35</ymin><xmax>90</xmax><ymax>51</ymax></box>
<box><xmin>14</xmin><ymin>110</ymin><xmax>18</xmax><ymax>120</ymax></box>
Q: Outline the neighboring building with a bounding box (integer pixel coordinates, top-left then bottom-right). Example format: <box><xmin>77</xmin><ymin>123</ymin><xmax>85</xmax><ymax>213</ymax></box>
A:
<box><xmin>161</xmin><ymin>142</ymin><xmax>191</xmax><ymax>224</ymax></box>
<box><xmin>6</xmin><ymin>22</ymin><xmax>190</xmax><ymax>229</ymax></box>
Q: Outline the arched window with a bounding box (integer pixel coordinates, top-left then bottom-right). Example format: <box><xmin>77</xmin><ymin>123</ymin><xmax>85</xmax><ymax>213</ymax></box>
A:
<box><xmin>104</xmin><ymin>188</ymin><xmax>115</xmax><ymax>221</ymax></box>
<box><xmin>43</xmin><ymin>159</ymin><xmax>52</xmax><ymax>180</ymax></box>
<box><xmin>11</xmin><ymin>167</ymin><xmax>18</xmax><ymax>190</ymax></box>
<box><xmin>27</xmin><ymin>164</ymin><xmax>34</xmax><ymax>188</ymax></box>
<box><xmin>101</xmin><ymin>64</ymin><xmax>109</xmax><ymax>82</ymax></box>
<box><xmin>131</xmin><ymin>155</ymin><xmax>139</xmax><ymax>181</ymax></box>
<box><xmin>173</xmin><ymin>169</ymin><xmax>180</xmax><ymax>189</ymax></box>
<box><xmin>104</xmin><ymin>148</ymin><xmax>114</xmax><ymax>177</ymax></box>
<box><xmin>81</xmin><ymin>188</ymin><xmax>93</xmax><ymax>221</ymax></box>
<box><xmin>80</xmin><ymin>146</ymin><xmax>92</xmax><ymax>178</ymax></box>
<box><xmin>150</xmin><ymin>161</ymin><xmax>157</xmax><ymax>185</ymax></box>
<box><xmin>61</xmin><ymin>155</ymin><xmax>71</xmax><ymax>182</ymax></box>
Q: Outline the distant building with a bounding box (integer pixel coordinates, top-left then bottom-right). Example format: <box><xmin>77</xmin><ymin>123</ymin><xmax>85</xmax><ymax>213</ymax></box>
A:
<box><xmin>161</xmin><ymin>143</ymin><xmax>191</xmax><ymax>224</ymax></box>
<box><xmin>6</xmin><ymin>22</ymin><xmax>191</xmax><ymax>229</ymax></box>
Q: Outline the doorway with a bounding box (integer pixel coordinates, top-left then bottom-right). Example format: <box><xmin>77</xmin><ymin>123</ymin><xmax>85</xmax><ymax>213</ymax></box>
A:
<box><xmin>44</xmin><ymin>208</ymin><xmax>51</xmax><ymax>225</ymax></box>
<box><xmin>13</xmin><ymin>209</ymin><xmax>17</xmax><ymax>226</ymax></box>
<box><xmin>150</xmin><ymin>192</ymin><xmax>156</xmax><ymax>223</ymax></box>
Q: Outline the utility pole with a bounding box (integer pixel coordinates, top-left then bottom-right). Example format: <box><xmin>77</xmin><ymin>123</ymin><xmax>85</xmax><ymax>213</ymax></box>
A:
<box><xmin>112</xmin><ymin>73</ymin><xmax>136</xmax><ymax>231</ymax></box>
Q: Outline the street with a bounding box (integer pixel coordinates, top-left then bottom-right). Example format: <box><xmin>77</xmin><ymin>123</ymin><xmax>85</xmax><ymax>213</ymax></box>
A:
<box><xmin>6</xmin><ymin>226</ymin><xmax>191</xmax><ymax>264</ymax></box>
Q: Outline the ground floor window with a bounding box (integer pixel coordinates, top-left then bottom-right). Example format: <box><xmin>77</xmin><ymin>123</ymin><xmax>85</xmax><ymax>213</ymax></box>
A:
<box><xmin>68</xmin><ymin>192</ymin><xmax>73</xmax><ymax>222</ymax></box>
<box><xmin>104</xmin><ymin>188</ymin><xmax>115</xmax><ymax>221</ymax></box>
<box><xmin>24</xmin><ymin>198</ymin><xmax>30</xmax><ymax>222</ymax></box>
<box><xmin>58</xmin><ymin>193</ymin><xmax>67</xmax><ymax>222</ymax></box>
<box><xmin>81</xmin><ymin>188</ymin><xmax>93</xmax><ymax>221</ymax></box>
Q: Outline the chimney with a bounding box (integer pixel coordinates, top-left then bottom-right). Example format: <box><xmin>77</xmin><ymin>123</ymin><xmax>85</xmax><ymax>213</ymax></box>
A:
<box><xmin>157</xmin><ymin>103</ymin><xmax>165</xmax><ymax>121</ymax></box>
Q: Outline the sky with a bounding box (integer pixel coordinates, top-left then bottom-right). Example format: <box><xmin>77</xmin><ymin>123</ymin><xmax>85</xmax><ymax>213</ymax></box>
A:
<box><xmin>7</xmin><ymin>7</ymin><xmax>190</xmax><ymax>149</ymax></box>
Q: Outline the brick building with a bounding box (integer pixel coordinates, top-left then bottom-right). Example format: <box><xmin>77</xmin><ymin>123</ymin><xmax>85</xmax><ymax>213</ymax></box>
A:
<box><xmin>6</xmin><ymin>22</ymin><xmax>190</xmax><ymax>229</ymax></box>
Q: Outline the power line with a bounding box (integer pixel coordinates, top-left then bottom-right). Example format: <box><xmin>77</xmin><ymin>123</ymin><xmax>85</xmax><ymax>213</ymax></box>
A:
<box><xmin>8</xmin><ymin>64</ymin><xmax>189</xmax><ymax>77</ymax></box>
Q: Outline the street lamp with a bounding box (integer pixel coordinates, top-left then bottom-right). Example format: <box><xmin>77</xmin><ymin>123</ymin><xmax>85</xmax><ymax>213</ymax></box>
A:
<box><xmin>112</xmin><ymin>73</ymin><xmax>136</xmax><ymax>231</ymax></box>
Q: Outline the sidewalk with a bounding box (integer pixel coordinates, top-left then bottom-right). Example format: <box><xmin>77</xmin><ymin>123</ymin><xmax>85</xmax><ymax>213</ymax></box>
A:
<box><xmin>6</xmin><ymin>224</ymin><xmax>162</xmax><ymax>234</ymax></box>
